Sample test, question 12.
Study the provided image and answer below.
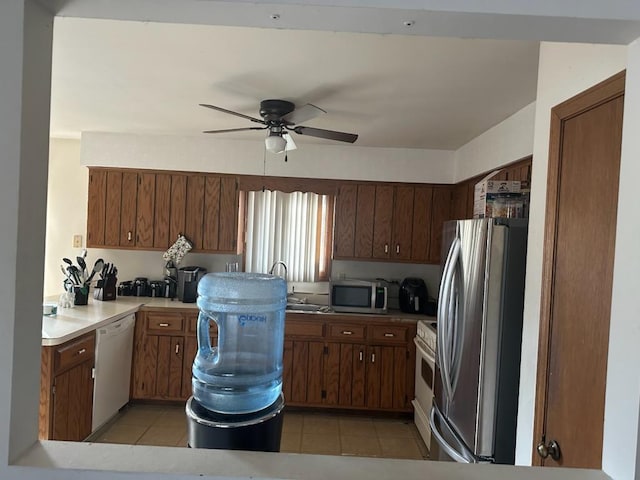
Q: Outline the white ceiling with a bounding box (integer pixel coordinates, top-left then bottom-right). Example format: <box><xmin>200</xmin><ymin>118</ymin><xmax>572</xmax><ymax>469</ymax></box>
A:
<box><xmin>50</xmin><ymin>17</ymin><xmax>540</xmax><ymax>150</ymax></box>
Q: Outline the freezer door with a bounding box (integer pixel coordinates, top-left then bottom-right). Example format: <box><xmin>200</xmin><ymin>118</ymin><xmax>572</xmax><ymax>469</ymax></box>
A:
<box><xmin>435</xmin><ymin>219</ymin><xmax>501</xmax><ymax>459</ymax></box>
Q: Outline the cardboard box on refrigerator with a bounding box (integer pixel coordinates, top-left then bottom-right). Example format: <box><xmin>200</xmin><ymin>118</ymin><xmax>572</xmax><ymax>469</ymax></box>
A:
<box><xmin>473</xmin><ymin>170</ymin><xmax>521</xmax><ymax>218</ymax></box>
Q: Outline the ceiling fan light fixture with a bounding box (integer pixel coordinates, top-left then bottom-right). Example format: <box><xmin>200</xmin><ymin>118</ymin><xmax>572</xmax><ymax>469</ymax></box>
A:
<box><xmin>265</xmin><ymin>132</ymin><xmax>287</xmax><ymax>153</ymax></box>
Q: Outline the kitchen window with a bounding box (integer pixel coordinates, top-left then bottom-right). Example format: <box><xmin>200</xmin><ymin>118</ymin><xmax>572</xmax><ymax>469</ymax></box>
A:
<box><xmin>244</xmin><ymin>189</ymin><xmax>333</xmax><ymax>282</ymax></box>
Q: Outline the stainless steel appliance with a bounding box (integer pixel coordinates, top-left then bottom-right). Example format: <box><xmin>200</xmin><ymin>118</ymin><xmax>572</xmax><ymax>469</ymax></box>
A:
<box><xmin>430</xmin><ymin>218</ymin><xmax>528</xmax><ymax>464</ymax></box>
<box><xmin>178</xmin><ymin>266</ymin><xmax>207</xmax><ymax>303</ymax></box>
<box><xmin>413</xmin><ymin>319</ymin><xmax>437</xmax><ymax>451</ymax></box>
<box><xmin>329</xmin><ymin>278</ymin><xmax>387</xmax><ymax>314</ymax></box>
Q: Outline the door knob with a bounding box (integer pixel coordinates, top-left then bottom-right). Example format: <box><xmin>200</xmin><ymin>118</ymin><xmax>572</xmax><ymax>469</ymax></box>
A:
<box><xmin>536</xmin><ymin>440</ymin><xmax>561</xmax><ymax>461</ymax></box>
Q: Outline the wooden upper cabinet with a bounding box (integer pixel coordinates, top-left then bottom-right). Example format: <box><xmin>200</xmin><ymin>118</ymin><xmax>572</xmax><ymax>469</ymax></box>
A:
<box><xmin>86</xmin><ymin>168</ymin><xmax>239</xmax><ymax>253</ymax></box>
<box><xmin>391</xmin><ymin>186</ymin><xmax>414</xmax><ymax>260</ymax></box>
<box><xmin>372</xmin><ymin>185</ymin><xmax>394</xmax><ymax>259</ymax></box>
<box><xmin>428</xmin><ymin>187</ymin><xmax>453</xmax><ymax>264</ymax></box>
<box><xmin>410</xmin><ymin>186</ymin><xmax>433</xmax><ymax>263</ymax></box>
<box><xmin>333</xmin><ymin>184</ymin><xmax>357</xmax><ymax>258</ymax></box>
<box><xmin>354</xmin><ymin>185</ymin><xmax>375</xmax><ymax>258</ymax></box>
<box><xmin>86</xmin><ymin>169</ymin><xmax>107</xmax><ymax>247</ymax></box>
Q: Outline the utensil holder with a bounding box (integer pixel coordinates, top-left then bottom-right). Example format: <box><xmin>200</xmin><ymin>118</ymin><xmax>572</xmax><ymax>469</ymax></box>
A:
<box><xmin>73</xmin><ymin>286</ymin><xmax>89</xmax><ymax>305</ymax></box>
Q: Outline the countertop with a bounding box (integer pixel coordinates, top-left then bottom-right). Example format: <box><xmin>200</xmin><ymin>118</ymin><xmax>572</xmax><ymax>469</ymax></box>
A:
<box><xmin>42</xmin><ymin>296</ymin><xmax>433</xmax><ymax>346</ymax></box>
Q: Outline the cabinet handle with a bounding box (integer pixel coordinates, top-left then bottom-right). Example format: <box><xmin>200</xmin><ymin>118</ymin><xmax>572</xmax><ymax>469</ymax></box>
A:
<box><xmin>371</xmin><ymin>353</ymin><xmax>376</xmax><ymax>363</ymax></box>
<box><xmin>396</xmin><ymin>244</ymin><xmax>400</xmax><ymax>254</ymax></box>
<box><xmin>127</xmin><ymin>231</ymin><xmax>132</xmax><ymax>242</ymax></box>
<box><xmin>175</xmin><ymin>344</ymin><xmax>180</xmax><ymax>355</ymax></box>
<box><xmin>77</xmin><ymin>348</ymin><xmax>86</xmax><ymax>356</ymax></box>
<box><xmin>384</xmin><ymin>333</ymin><xmax>395</xmax><ymax>338</ymax></box>
<box><xmin>158</xmin><ymin>322</ymin><xmax>169</xmax><ymax>327</ymax></box>
<box><xmin>341</xmin><ymin>330</ymin><xmax>353</xmax><ymax>335</ymax></box>
<box><xmin>384</xmin><ymin>244</ymin><xmax>389</xmax><ymax>254</ymax></box>
<box><xmin>359</xmin><ymin>351</ymin><xmax>363</xmax><ymax>362</ymax></box>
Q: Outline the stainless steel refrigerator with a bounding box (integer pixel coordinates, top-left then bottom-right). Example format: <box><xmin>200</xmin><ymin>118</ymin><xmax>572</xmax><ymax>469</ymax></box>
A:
<box><xmin>429</xmin><ymin>218</ymin><xmax>528</xmax><ymax>464</ymax></box>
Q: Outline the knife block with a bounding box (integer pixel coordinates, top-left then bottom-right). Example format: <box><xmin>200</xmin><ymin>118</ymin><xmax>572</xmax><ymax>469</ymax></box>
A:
<box><xmin>94</xmin><ymin>276</ymin><xmax>117</xmax><ymax>301</ymax></box>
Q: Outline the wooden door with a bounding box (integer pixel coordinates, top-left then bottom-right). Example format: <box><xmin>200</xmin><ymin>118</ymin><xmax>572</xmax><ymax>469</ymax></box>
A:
<box><xmin>391</xmin><ymin>186</ymin><xmax>414</xmax><ymax>260</ymax></box>
<box><xmin>104</xmin><ymin>170</ymin><xmax>123</xmax><ymax>246</ymax></box>
<box><xmin>155</xmin><ymin>336</ymin><xmax>184</xmax><ymax>399</ymax></box>
<box><xmin>169</xmin><ymin>174</ymin><xmax>187</xmax><ymax>243</ymax></box>
<box><xmin>218</xmin><ymin>176</ymin><xmax>238</xmax><ymax>252</ymax></box>
<box><xmin>354</xmin><ymin>185</ymin><xmax>375</xmax><ymax>258</ymax></box>
<box><xmin>185</xmin><ymin>175</ymin><xmax>205</xmax><ymax>250</ymax></box>
<box><xmin>51</xmin><ymin>360</ymin><xmax>94</xmax><ymax>441</ymax></box>
<box><xmin>282</xmin><ymin>340</ymin><xmax>293</xmax><ymax>401</ymax></box>
<box><xmin>534</xmin><ymin>71</ymin><xmax>624</xmax><ymax>468</ymax></box>
<box><xmin>428</xmin><ymin>187</ymin><xmax>452</xmax><ymax>263</ymax></box>
<box><xmin>86</xmin><ymin>169</ymin><xmax>107</xmax><ymax>247</ymax></box>
<box><xmin>365</xmin><ymin>345</ymin><xmax>382</xmax><ymax>408</ymax></box>
<box><xmin>182</xmin><ymin>336</ymin><xmax>198</xmax><ymax>400</ymax></box>
<box><xmin>451</xmin><ymin>182</ymin><xmax>469</xmax><ymax>221</ymax></box>
<box><xmin>410</xmin><ymin>186</ymin><xmax>433</xmax><ymax>262</ymax></box>
<box><xmin>203</xmin><ymin>176</ymin><xmax>222</xmax><ymax>251</ymax></box>
<box><xmin>119</xmin><ymin>171</ymin><xmax>138</xmax><ymax>246</ymax></box>
<box><xmin>136</xmin><ymin>172</ymin><xmax>156</xmax><ymax>247</ymax></box>
<box><xmin>372</xmin><ymin>186</ymin><xmax>394</xmax><ymax>258</ymax></box>
<box><xmin>154</xmin><ymin>173</ymin><xmax>172</xmax><ymax>249</ymax></box>
<box><xmin>333</xmin><ymin>184</ymin><xmax>357</xmax><ymax>258</ymax></box>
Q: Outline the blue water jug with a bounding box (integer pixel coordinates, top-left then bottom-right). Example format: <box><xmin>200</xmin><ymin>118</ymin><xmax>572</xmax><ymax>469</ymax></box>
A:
<box><xmin>192</xmin><ymin>272</ymin><xmax>286</xmax><ymax>414</ymax></box>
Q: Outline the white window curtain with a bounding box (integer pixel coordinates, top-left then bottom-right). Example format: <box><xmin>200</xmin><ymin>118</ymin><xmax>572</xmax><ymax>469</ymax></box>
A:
<box><xmin>245</xmin><ymin>190</ymin><xmax>328</xmax><ymax>282</ymax></box>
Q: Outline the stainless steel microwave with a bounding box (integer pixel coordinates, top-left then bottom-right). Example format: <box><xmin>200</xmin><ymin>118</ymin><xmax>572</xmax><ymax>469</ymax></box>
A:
<box><xmin>329</xmin><ymin>279</ymin><xmax>388</xmax><ymax>314</ymax></box>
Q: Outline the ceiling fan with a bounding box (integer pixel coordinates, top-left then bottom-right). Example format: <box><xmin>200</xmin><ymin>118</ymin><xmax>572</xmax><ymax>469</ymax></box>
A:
<box><xmin>199</xmin><ymin>99</ymin><xmax>358</xmax><ymax>153</ymax></box>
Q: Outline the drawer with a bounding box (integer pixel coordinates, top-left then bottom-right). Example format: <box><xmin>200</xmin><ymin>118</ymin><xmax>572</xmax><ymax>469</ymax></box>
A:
<box><xmin>368</xmin><ymin>324</ymin><xmax>409</xmax><ymax>343</ymax></box>
<box><xmin>285</xmin><ymin>319</ymin><xmax>324</xmax><ymax>338</ymax></box>
<box><xmin>327</xmin><ymin>323</ymin><xmax>366</xmax><ymax>341</ymax></box>
<box><xmin>54</xmin><ymin>332</ymin><xmax>95</xmax><ymax>374</ymax></box>
<box><xmin>187</xmin><ymin>313</ymin><xmax>218</xmax><ymax>336</ymax></box>
<box><xmin>146</xmin><ymin>312</ymin><xmax>184</xmax><ymax>333</ymax></box>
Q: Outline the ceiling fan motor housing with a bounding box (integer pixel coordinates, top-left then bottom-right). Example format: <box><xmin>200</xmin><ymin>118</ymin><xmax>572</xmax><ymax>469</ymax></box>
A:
<box><xmin>260</xmin><ymin>99</ymin><xmax>295</xmax><ymax>124</ymax></box>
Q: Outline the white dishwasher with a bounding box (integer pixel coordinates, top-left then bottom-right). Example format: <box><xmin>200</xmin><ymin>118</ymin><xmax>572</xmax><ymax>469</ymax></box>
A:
<box><xmin>92</xmin><ymin>313</ymin><xmax>135</xmax><ymax>431</ymax></box>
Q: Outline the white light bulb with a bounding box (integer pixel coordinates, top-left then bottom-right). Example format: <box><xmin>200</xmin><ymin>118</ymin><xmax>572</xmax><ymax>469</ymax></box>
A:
<box><xmin>265</xmin><ymin>134</ymin><xmax>287</xmax><ymax>154</ymax></box>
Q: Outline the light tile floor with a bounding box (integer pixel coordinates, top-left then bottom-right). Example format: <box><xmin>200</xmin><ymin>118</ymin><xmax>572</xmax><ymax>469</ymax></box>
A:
<box><xmin>91</xmin><ymin>404</ymin><xmax>429</xmax><ymax>460</ymax></box>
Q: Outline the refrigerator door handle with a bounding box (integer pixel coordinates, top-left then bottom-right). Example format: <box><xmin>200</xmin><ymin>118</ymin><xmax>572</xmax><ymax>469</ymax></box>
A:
<box><xmin>442</xmin><ymin>237</ymin><xmax>461</xmax><ymax>402</ymax></box>
<box><xmin>429</xmin><ymin>404</ymin><xmax>476</xmax><ymax>463</ymax></box>
<box><xmin>449</xmin><ymin>248</ymin><xmax>466</xmax><ymax>396</ymax></box>
<box><xmin>438</xmin><ymin>237</ymin><xmax>459</xmax><ymax>403</ymax></box>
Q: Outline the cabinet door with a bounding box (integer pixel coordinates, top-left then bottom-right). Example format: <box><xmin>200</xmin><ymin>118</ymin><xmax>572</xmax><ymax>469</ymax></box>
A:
<box><xmin>136</xmin><ymin>172</ymin><xmax>156</xmax><ymax>247</ymax></box>
<box><xmin>354</xmin><ymin>185</ymin><xmax>375</xmax><ymax>258</ymax></box>
<box><xmin>372</xmin><ymin>186</ymin><xmax>394</xmax><ymax>258</ymax></box>
<box><xmin>86</xmin><ymin>169</ymin><xmax>107</xmax><ymax>247</ymax></box>
<box><xmin>203</xmin><ymin>176</ymin><xmax>221</xmax><ymax>251</ymax></box>
<box><xmin>451</xmin><ymin>182</ymin><xmax>469</xmax><ymax>221</ymax></box>
<box><xmin>218</xmin><ymin>176</ymin><xmax>238</xmax><ymax>252</ymax></box>
<box><xmin>104</xmin><ymin>170</ymin><xmax>123</xmax><ymax>246</ymax></box>
<box><xmin>410</xmin><ymin>186</ymin><xmax>433</xmax><ymax>262</ymax></box>
<box><xmin>154</xmin><ymin>173</ymin><xmax>172</xmax><ymax>249</ymax></box>
<box><xmin>185</xmin><ymin>175</ymin><xmax>205</xmax><ymax>250</ymax></box>
<box><xmin>428</xmin><ymin>187</ymin><xmax>453</xmax><ymax>264</ymax></box>
<box><xmin>182</xmin><ymin>336</ymin><xmax>197</xmax><ymax>400</ymax></box>
<box><xmin>169</xmin><ymin>174</ymin><xmax>187</xmax><ymax>242</ymax></box>
<box><xmin>365</xmin><ymin>345</ymin><xmax>382</xmax><ymax>408</ymax></box>
<box><xmin>51</xmin><ymin>359</ymin><xmax>94</xmax><ymax>441</ymax></box>
<box><xmin>289</xmin><ymin>340</ymin><xmax>324</xmax><ymax>405</ymax></box>
<box><xmin>391</xmin><ymin>186</ymin><xmax>414</xmax><ymax>260</ymax></box>
<box><xmin>333</xmin><ymin>184</ymin><xmax>357</xmax><ymax>258</ymax></box>
<box><xmin>324</xmin><ymin>342</ymin><xmax>366</xmax><ymax>407</ymax></box>
<box><xmin>120</xmin><ymin>171</ymin><xmax>138</xmax><ymax>246</ymax></box>
<box><xmin>155</xmin><ymin>335</ymin><xmax>184</xmax><ymax>399</ymax></box>
<box><xmin>282</xmin><ymin>340</ymin><xmax>293</xmax><ymax>402</ymax></box>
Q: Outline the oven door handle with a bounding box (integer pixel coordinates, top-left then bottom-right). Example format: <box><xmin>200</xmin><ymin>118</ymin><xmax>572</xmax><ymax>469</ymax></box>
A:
<box><xmin>414</xmin><ymin>336</ymin><xmax>436</xmax><ymax>365</ymax></box>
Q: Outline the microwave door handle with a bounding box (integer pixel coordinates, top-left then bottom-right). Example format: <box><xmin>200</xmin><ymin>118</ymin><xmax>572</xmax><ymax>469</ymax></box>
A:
<box><xmin>429</xmin><ymin>404</ymin><xmax>475</xmax><ymax>463</ymax></box>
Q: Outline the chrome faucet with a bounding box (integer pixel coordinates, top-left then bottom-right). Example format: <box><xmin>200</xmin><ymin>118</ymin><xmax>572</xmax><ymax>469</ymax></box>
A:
<box><xmin>268</xmin><ymin>260</ymin><xmax>288</xmax><ymax>280</ymax></box>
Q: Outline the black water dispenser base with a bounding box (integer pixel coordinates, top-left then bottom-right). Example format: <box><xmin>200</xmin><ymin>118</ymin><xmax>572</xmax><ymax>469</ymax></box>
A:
<box><xmin>185</xmin><ymin>394</ymin><xmax>285</xmax><ymax>452</ymax></box>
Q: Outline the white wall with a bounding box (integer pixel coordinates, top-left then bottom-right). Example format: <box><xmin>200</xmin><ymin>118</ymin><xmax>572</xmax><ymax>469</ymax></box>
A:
<box><xmin>515</xmin><ymin>42</ymin><xmax>628</xmax><ymax>467</ymax></box>
<box><xmin>603</xmin><ymin>38</ymin><xmax>640</xmax><ymax>480</ymax></box>
<box><xmin>454</xmin><ymin>102</ymin><xmax>536</xmax><ymax>182</ymax></box>
<box><xmin>81</xmin><ymin>132</ymin><xmax>456</xmax><ymax>183</ymax></box>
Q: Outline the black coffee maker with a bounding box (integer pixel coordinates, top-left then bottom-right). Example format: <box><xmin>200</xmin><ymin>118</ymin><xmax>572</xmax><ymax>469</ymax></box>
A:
<box><xmin>177</xmin><ymin>266</ymin><xmax>207</xmax><ymax>303</ymax></box>
<box><xmin>399</xmin><ymin>277</ymin><xmax>428</xmax><ymax>314</ymax></box>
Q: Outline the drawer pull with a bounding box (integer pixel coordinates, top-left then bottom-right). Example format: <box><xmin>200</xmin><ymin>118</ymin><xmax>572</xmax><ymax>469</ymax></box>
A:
<box><xmin>384</xmin><ymin>244</ymin><xmax>389</xmax><ymax>254</ymax></box>
<box><xmin>175</xmin><ymin>344</ymin><xmax>180</xmax><ymax>355</ymax></box>
<box><xmin>127</xmin><ymin>231</ymin><xmax>133</xmax><ymax>242</ymax></box>
<box><xmin>384</xmin><ymin>333</ymin><xmax>395</xmax><ymax>338</ymax></box>
<box><xmin>396</xmin><ymin>244</ymin><xmax>400</xmax><ymax>254</ymax></box>
<box><xmin>341</xmin><ymin>330</ymin><xmax>353</xmax><ymax>335</ymax></box>
<box><xmin>77</xmin><ymin>348</ymin><xmax>86</xmax><ymax>356</ymax></box>
<box><xmin>359</xmin><ymin>351</ymin><xmax>363</xmax><ymax>362</ymax></box>
<box><xmin>158</xmin><ymin>323</ymin><xmax>170</xmax><ymax>327</ymax></box>
<box><xmin>371</xmin><ymin>353</ymin><xmax>376</xmax><ymax>363</ymax></box>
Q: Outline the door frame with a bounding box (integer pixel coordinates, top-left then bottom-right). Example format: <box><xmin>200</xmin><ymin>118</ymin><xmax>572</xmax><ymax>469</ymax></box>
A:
<box><xmin>531</xmin><ymin>70</ymin><xmax>626</xmax><ymax>466</ymax></box>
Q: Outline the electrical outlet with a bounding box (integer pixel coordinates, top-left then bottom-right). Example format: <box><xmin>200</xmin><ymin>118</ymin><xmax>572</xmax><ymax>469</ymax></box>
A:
<box><xmin>72</xmin><ymin>234</ymin><xmax>82</xmax><ymax>248</ymax></box>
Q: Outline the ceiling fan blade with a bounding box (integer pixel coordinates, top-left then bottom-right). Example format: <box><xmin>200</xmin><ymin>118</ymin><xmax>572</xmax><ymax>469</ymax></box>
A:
<box><xmin>281</xmin><ymin>103</ymin><xmax>326</xmax><ymax>125</ymax></box>
<box><xmin>199</xmin><ymin>103</ymin><xmax>265</xmax><ymax>125</ymax></box>
<box><xmin>283</xmin><ymin>133</ymin><xmax>297</xmax><ymax>151</ymax></box>
<box><xmin>203</xmin><ymin>127</ymin><xmax>267</xmax><ymax>134</ymax></box>
<box><xmin>293</xmin><ymin>126</ymin><xmax>358</xmax><ymax>143</ymax></box>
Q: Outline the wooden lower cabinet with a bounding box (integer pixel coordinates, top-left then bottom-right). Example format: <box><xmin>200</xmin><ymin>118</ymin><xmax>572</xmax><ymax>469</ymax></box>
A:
<box><xmin>39</xmin><ymin>331</ymin><xmax>95</xmax><ymax>441</ymax></box>
<box><xmin>131</xmin><ymin>309</ymin><xmax>415</xmax><ymax>413</ymax></box>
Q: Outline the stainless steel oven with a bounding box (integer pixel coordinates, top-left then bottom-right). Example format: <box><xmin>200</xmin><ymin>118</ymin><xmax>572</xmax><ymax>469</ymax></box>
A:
<box><xmin>412</xmin><ymin>320</ymin><xmax>437</xmax><ymax>452</ymax></box>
